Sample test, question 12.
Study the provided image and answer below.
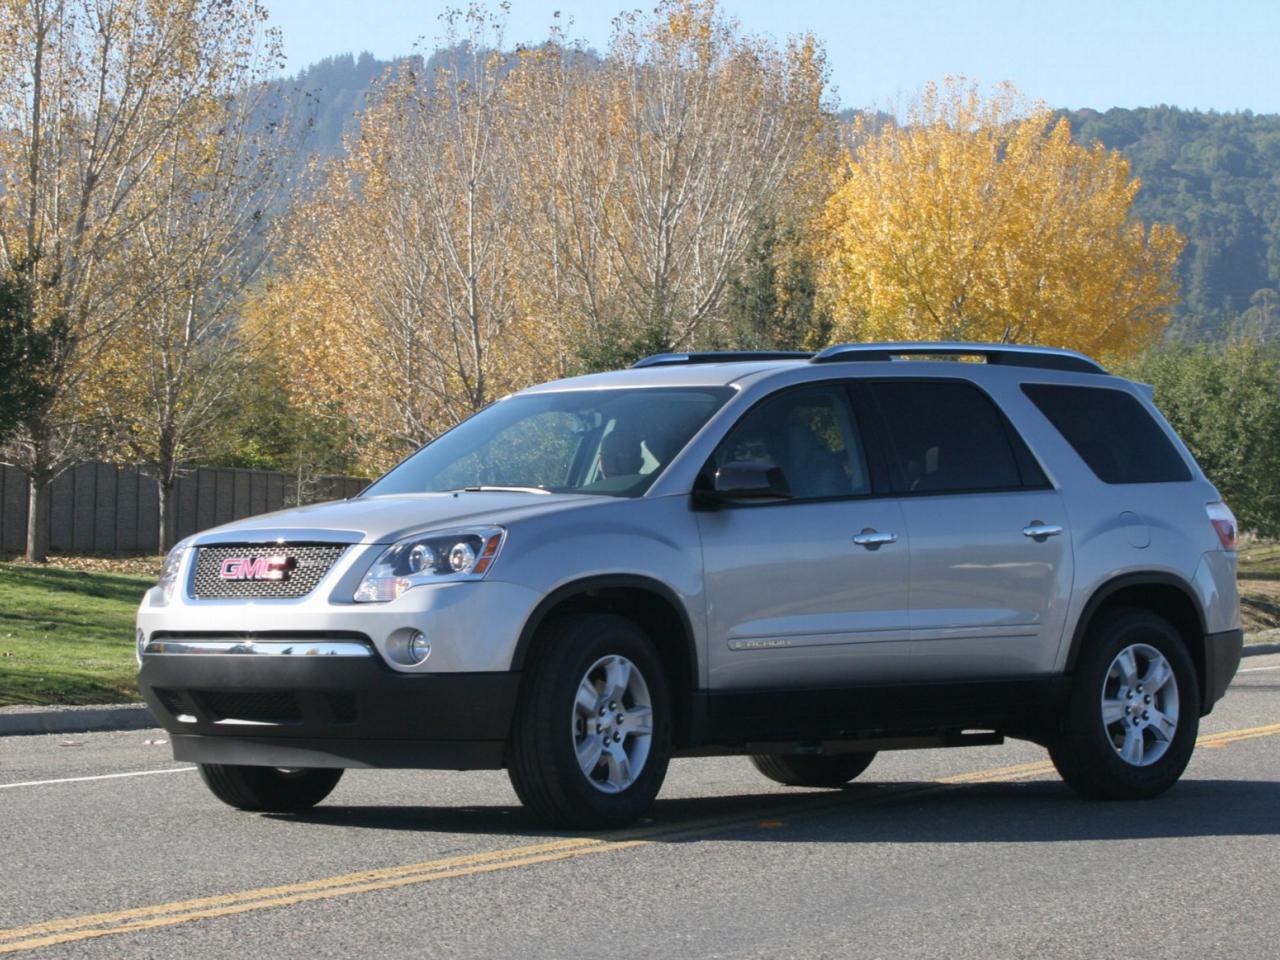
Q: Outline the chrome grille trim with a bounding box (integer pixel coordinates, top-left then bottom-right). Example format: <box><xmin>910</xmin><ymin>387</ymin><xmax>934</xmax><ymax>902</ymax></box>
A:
<box><xmin>190</xmin><ymin>544</ymin><xmax>348</xmax><ymax>600</ymax></box>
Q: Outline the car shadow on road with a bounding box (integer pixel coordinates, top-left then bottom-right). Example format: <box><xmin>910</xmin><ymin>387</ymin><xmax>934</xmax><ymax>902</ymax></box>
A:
<box><xmin>269</xmin><ymin>777</ymin><xmax>1280</xmax><ymax>844</ymax></box>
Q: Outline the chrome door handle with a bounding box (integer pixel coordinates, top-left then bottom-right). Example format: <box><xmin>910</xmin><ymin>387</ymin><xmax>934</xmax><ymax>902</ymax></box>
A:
<box><xmin>1022</xmin><ymin>522</ymin><xmax>1063</xmax><ymax>541</ymax></box>
<box><xmin>853</xmin><ymin>529</ymin><xmax>898</xmax><ymax>549</ymax></box>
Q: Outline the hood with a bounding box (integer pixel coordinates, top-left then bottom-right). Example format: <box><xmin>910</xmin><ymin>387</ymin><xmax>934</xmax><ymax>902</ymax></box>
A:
<box><xmin>190</xmin><ymin>491</ymin><xmax>603</xmax><ymax>546</ymax></box>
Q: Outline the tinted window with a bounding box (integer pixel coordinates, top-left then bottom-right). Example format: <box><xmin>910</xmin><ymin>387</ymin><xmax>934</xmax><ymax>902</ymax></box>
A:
<box><xmin>714</xmin><ymin>385</ymin><xmax>870</xmax><ymax>500</ymax></box>
<box><xmin>870</xmin><ymin>381</ymin><xmax>1027</xmax><ymax>494</ymax></box>
<box><xmin>1022</xmin><ymin>384</ymin><xmax>1192</xmax><ymax>484</ymax></box>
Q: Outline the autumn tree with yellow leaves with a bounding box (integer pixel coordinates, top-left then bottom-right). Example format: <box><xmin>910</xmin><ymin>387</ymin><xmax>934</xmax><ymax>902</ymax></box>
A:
<box><xmin>255</xmin><ymin>5</ymin><xmax>534</xmax><ymax>472</ymax></box>
<box><xmin>0</xmin><ymin>0</ymin><xmax>277</xmax><ymax>560</ymax></box>
<box><xmin>512</xmin><ymin>4</ymin><xmax>834</xmax><ymax>368</ymax></box>
<box><xmin>815</xmin><ymin>80</ymin><xmax>1185</xmax><ymax>355</ymax></box>
<box><xmin>98</xmin><ymin>24</ymin><xmax>302</xmax><ymax>551</ymax></box>
<box><xmin>260</xmin><ymin>0</ymin><xmax>835</xmax><ymax>472</ymax></box>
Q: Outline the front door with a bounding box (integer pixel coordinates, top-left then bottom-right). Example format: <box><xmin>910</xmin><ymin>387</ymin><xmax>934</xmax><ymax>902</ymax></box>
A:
<box><xmin>696</xmin><ymin>383</ymin><xmax>913</xmax><ymax>691</ymax></box>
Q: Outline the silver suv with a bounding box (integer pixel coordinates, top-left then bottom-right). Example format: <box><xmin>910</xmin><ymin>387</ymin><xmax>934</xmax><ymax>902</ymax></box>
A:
<box><xmin>136</xmin><ymin>343</ymin><xmax>1244</xmax><ymax>827</ymax></box>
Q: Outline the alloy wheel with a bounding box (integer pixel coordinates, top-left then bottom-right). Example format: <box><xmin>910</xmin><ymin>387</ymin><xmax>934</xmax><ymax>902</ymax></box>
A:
<box><xmin>571</xmin><ymin>654</ymin><xmax>654</xmax><ymax>793</ymax></box>
<box><xmin>1100</xmin><ymin>642</ymin><xmax>1180</xmax><ymax>767</ymax></box>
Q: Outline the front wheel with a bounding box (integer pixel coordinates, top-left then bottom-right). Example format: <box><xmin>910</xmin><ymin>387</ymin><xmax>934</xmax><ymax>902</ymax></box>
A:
<box><xmin>198</xmin><ymin>764</ymin><xmax>343</xmax><ymax>812</ymax></box>
<box><xmin>1050</xmin><ymin>608</ymin><xmax>1200</xmax><ymax>800</ymax></box>
<box><xmin>507</xmin><ymin>613</ymin><xmax>671</xmax><ymax>829</ymax></box>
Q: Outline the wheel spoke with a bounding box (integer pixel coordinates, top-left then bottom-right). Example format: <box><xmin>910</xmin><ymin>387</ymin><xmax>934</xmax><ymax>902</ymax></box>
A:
<box><xmin>1121</xmin><ymin>724</ymin><xmax>1145</xmax><ymax>764</ymax></box>
<box><xmin>623</xmin><ymin>705</ymin><xmax>653</xmax><ymax>735</ymax></box>
<box><xmin>1115</xmin><ymin>647</ymin><xmax>1140</xmax><ymax>687</ymax></box>
<box><xmin>1101</xmin><ymin>697</ymin><xmax>1128</xmax><ymax>726</ymax></box>
<box><xmin>605</xmin><ymin>743</ymin><xmax>632</xmax><ymax>787</ymax></box>
<box><xmin>575</xmin><ymin>678</ymin><xmax>598</xmax><ymax>716</ymax></box>
<box><xmin>1148</xmin><ymin>707</ymin><xmax>1177</xmax><ymax>742</ymax></box>
<box><xmin>576</xmin><ymin>736</ymin><xmax>604</xmax><ymax>776</ymax></box>
<box><xmin>605</xmin><ymin>657</ymin><xmax>632</xmax><ymax>700</ymax></box>
<box><xmin>1142</xmin><ymin>657</ymin><xmax>1173</xmax><ymax>694</ymax></box>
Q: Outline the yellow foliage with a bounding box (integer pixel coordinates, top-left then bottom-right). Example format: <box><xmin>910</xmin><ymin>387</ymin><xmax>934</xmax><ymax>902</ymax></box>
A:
<box><xmin>814</xmin><ymin>79</ymin><xmax>1185</xmax><ymax>357</ymax></box>
<box><xmin>252</xmin><ymin>0</ymin><xmax>835</xmax><ymax>471</ymax></box>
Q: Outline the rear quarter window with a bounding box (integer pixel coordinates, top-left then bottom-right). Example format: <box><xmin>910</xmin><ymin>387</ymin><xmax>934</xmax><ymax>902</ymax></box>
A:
<box><xmin>1021</xmin><ymin>383</ymin><xmax>1192</xmax><ymax>484</ymax></box>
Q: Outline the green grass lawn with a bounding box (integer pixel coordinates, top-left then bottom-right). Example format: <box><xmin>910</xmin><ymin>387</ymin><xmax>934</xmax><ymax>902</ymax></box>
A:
<box><xmin>0</xmin><ymin>562</ymin><xmax>153</xmax><ymax>706</ymax></box>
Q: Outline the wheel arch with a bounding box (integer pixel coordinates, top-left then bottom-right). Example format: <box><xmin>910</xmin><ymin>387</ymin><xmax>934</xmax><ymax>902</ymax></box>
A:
<box><xmin>1066</xmin><ymin>572</ymin><xmax>1208</xmax><ymax>711</ymax></box>
<box><xmin>512</xmin><ymin>575</ymin><xmax>700</xmax><ymax>747</ymax></box>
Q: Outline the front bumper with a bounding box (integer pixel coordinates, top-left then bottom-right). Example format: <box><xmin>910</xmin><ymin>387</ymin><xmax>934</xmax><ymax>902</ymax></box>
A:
<box><xmin>138</xmin><ymin>647</ymin><xmax>518</xmax><ymax>770</ymax></box>
<box><xmin>136</xmin><ymin>577</ymin><xmax>545</xmax><ymax>675</ymax></box>
<box><xmin>1202</xmin><ymin>628</ymin><xmax>1244</xmax><ymax>715</ymax></box>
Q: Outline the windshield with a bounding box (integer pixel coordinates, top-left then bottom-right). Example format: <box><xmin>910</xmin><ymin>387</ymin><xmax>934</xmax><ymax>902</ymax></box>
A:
<box><xmin>364</xmin><ymin>387</ymin><xmax>734</xmax><ymax>498</ymax></box>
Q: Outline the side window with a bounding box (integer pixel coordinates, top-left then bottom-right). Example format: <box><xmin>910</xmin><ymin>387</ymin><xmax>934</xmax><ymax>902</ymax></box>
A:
<box><xmin>1022</xmin><ymin>383</ymin><xmax>1192</xmax><ymax>484</ymax></box>
<box><xmin>714</xmin><ymin>385</ymin><xmax>870</xmax><ymax>500</ymax></box>
<box><xmin>869</xmin><ymin>380</ymin><xmax>1030</xmax><ymax>494</ymax></box>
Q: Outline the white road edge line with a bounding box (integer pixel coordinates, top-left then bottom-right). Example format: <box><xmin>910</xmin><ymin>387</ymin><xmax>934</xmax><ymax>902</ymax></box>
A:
<box><xmin>1238</xmin><ymin>664</ymin><xmax>1280</xmax><ymax>673</ymax></box>
<box><xmin>0</xmin><ymin>767</ymin><xmax>195</xmax><ymax>790</ymax></box>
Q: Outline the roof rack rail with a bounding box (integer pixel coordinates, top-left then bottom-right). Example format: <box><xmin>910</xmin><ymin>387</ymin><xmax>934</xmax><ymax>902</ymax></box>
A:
<box><xmin>631</xmin><ymin>351</ymin><xmax>812</xmax><ymax>369</ymax></box>
<box><xmin>809</xmin><ymin>342</ymin><xmax>1106</xmax><ymax>375</ymax></box>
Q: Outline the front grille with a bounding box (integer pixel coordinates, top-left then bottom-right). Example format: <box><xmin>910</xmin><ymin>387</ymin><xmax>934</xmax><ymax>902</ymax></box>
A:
<box><xmin>153</xmin><ymin>688</ymin><xmax>187</xmax><ymax>716</ymax></box>
<box><xmin>191</xmin><ymin>544</ymin><xmax>347</xmax><ymax>600</ymax></box>
<box><xmin>196</xmin><ymin>690</ymin><xmax>303</xmax><ymax>724</ymax></box>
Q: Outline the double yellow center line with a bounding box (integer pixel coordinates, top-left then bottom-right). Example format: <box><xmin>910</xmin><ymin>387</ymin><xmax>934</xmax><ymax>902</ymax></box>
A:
<box><xmin>3</xmin><ymin>721</ymin><xmax>1278</xmax><ymax>955</ymax></box>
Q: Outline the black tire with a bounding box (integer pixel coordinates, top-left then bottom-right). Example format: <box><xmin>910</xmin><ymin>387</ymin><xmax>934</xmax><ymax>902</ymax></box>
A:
<box><xmin>198</xmin><ymin>764</ymin><xmax>343</xmax><ymax>812</ymax></box>
<box><xmin>507</xmin><ymin>613</ymin><xmax>672</xmax><ymax>829</ymax></box>
<box><xmin>1050</xmin><ymin>607</ymin><xmax>1200</xmax><ymax>800</ymax></box>
<box><xmin>749</xmin><ymin>751</ymin><xmax>877</xmax><ymax>788</ymax></box>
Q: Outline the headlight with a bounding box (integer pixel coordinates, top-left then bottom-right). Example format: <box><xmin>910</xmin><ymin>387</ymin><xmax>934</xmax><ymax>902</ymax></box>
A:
<box><xmin>156</xmin><ymin>537</ymin><xmax>194</xmax><ymax>605</ymax></box>
<box><xmin>354</xmin><ymin>527</ymin><xmax>505</xmax><ymax>603</ymax></box>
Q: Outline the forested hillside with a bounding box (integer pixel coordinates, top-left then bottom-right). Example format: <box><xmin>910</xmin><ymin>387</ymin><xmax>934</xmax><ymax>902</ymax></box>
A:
<box><xmin>1065</xmin><ymin>107</ymin><xmax>1280</xmax><ymax>340</ymax></box>
<box><xmin>279</xmin><ymin>52</ymin><xmax>394</xmax><ymax>159</ymax></box>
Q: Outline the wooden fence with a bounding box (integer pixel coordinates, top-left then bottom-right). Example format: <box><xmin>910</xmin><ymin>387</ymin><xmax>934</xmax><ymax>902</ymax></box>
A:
<box><xmin>0</xmin><ymin>462</ymin><xmax>368</xmax><ymax>555</ymax></box>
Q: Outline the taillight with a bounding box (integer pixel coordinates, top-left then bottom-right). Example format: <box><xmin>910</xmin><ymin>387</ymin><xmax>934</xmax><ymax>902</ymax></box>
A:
<box><xmin>1206</xmin><ymin>502</ymin><xmax>1239</xmax><ymax>551</ymax></box>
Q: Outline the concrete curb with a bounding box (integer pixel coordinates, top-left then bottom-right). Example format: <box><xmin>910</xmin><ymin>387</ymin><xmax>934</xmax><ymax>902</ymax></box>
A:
<box><xmin>1</xmin><ymin>639</ymin><xmax>1277</xmax><ymax>738</ymax></box>
<box><xmin>1243</xmin><ymin>641</ymin><xmax>1280</xmax><ymax>658</ymax></box>
<box><xmin>0</xmin><ymin>703</ymin><xmax>156</xmax><ymax>737</ymax></box>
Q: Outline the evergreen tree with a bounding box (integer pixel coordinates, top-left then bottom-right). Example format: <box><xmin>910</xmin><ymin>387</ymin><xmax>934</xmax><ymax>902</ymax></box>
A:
<box><xmin>724</xmin><ymin>216</ymin><xmax>831</xmax><ymax>352</ymax></box>
<box><xmin>0</xmin><ymin>265</ymin><xmax>65</xmax><ymax>447</ymax></box>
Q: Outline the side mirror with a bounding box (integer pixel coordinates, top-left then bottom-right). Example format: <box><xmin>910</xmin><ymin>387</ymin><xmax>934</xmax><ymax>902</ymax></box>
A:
<box><xmin>697</xmin><ymin>460</ymin><xmax>791</xmax><ymax>504</ymax></box>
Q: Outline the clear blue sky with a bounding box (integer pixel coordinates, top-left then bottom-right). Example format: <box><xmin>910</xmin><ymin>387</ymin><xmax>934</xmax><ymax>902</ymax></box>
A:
<box><xmin>264</xmin><ymin>0</ymin><xmax>1280</xmax><ymax>114</ymax></box>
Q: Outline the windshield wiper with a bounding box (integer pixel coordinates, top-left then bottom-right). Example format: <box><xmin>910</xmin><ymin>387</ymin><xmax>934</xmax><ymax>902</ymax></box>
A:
<box><xmin>459</xmin><ymin>485</ymin><xmax>553</xmax><ymax>495</ymax></box>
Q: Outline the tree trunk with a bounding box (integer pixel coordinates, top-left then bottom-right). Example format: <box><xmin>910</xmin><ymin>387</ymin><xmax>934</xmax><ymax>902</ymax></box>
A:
<box><xmin>156</xmin><ymin>439</ymin><xmax>178</xmax><ymax>554</ymax></box>
<box><xmin>24</xmin><ymin>468</ymin><xmax>51</xmax><ymax>562</ymax></box>
<box><xmin>158</xmin><ymin>477</ymin><xmax>176</xmax><ymax>554</ymax></box>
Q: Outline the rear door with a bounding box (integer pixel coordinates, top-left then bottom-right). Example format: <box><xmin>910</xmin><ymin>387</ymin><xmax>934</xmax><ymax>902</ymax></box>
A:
<box><xmin>697</xmin><ymin>382</ymin><xmax>912</xmax><ymax>691</ymax></box>
<box><xmin>860</xmin><ymin>378</ymin><xmax>1073</xmax><ymax>680</ymax></box>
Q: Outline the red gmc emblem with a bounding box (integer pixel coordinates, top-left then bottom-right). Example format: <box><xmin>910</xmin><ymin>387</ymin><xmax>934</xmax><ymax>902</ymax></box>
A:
<box><xmin>218</xmin><ymin>555</ymin><xmax>297</xmax><ymax>582</ymax></box>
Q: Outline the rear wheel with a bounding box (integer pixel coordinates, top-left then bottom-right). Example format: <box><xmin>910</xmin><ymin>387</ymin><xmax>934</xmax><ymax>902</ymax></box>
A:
<box><xmin>507</xmin><ymin>613</ymin><xmax>671</xmax><ymax>829</ymax></box>
<box><xmin>750</xmin><ymin>751</ymin><xmax>877</xmax><ymax>788</ymax></box>
<box><xmin>1050</xmin><ymin>608</ymin><xmax>1199</xmax><ymax>800</ymax></box>
<box><xmin>198</xmin><ymin>764</ymin><xmax>343</xmax><ymax>812</ymax></box>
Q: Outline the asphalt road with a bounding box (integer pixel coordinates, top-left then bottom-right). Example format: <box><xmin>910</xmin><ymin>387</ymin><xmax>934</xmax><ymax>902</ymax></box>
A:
<box><xmin>3</xmin><ymin>653</ymin><xmax>1279</xmax><ymax>960</ymax></box>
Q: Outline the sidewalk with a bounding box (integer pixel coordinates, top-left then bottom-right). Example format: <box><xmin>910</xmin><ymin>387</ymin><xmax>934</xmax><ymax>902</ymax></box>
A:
<box><xmin>0</xmin><ymin>702</ymin><xmax>156</xmax><ymax>736</ymax></box>
<box><xmin>4</xmin><ymin>639</ymin><xmax>1277</xmax><ymax>738</ymax></box>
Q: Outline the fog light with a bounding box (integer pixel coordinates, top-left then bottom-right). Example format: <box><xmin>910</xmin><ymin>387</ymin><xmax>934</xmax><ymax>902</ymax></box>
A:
<box><xmin>136</xmin><ymin>628</ymin><xmax>146</xmax><ymax>663</ymax></box>
<box><xmin>409</xmin><ymin>631</ymin><xmax>431</xmax><ymax>663</ymax></box>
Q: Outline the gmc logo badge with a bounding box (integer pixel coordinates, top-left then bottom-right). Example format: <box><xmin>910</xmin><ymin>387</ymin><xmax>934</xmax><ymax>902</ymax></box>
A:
<box><xmin>219</xmin><ymin>555</ymin><xmax>297</xmax><ymax>582</ymax></box>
